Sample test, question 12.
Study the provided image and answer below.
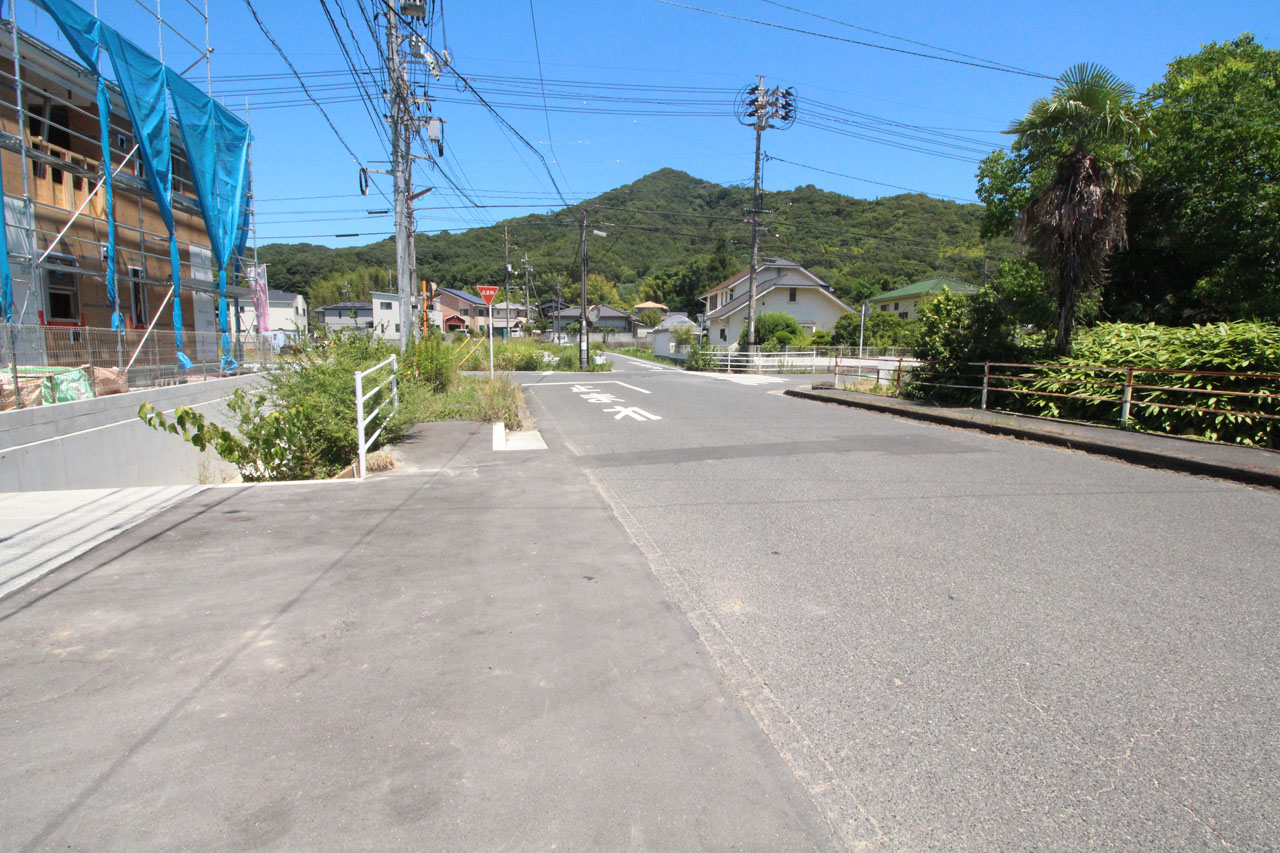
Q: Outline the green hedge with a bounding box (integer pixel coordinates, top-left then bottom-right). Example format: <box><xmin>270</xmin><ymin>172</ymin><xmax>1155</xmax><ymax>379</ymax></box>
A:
<box><xmin>997</xmin><ymin>322</ymin><xmax>1280</xmax><ymax>447</ymax></box>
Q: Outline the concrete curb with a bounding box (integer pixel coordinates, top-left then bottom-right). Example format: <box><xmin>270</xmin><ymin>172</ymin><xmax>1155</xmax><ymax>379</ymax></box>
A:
<box><xmin>785</xmin><ymin>386</ymin><xmax>1280</xmax><ymax>491</ymax></box>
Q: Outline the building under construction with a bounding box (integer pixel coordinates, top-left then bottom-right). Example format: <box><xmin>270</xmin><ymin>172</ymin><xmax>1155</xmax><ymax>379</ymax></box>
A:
<box><xmin>0</xmin><ymin>0</ymin><xmax>259</xmax><ymax>408</ymax></box>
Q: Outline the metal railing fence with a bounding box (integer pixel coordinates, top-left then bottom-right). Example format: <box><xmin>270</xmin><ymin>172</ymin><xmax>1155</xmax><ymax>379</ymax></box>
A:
<box><xmin>904</xmin><ymin>360</ymin><xmax>1280</xmax><ymax>448</ymax></box>
<box><xmin>2</xmin><ymin>322</ymin><xmax>279</xmax><ymax>409</ymax></box>
<box><xmin>354</xmin><ymin>355</ymin><xmax>399</xmax><ymax>479</ymax></box>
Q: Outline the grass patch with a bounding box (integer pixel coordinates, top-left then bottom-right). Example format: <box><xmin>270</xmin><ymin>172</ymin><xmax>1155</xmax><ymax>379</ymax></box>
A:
<box><xmin>400</xmin><ymin>374</ymin><xmax>523</xmax><ymax>430</ymax></box>
<box><xmin>454</xmin><ymin>336</ymin><xmax>612</xmax><ymax>372</ymax></box>
<box><xmin>609</xmin><ymin>346</ymin><xmax>662</xmax><ymax>364</ymax></box>
<box><xmin>841</xmin><ymin>378</ymin><xmax>900</xmax><ymax>397</ymax></box>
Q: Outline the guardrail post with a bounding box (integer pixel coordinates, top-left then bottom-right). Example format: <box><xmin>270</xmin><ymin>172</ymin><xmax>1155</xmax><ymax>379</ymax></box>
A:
<box><xmin>1120</xmin><ymin>365</ymin><xmax>1134</xmax><ymax>426</ymax></box>
<box><xmin>981</xmin><ymin>361</ymin><xmax>990</xmax><ymax>410</ymax></box>
<box><xmin>354</xmin><ymin>370</ymin><xmax>366</xmax><ymax>479</ymax></box>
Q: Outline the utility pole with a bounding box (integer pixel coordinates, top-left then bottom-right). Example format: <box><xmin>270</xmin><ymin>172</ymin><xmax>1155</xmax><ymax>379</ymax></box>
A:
<box><xmin>737</xmin><ymin>77</ymin><xmax>796</xmax><ymax>353</ymax></box>
<box><xmin>504</xmin><ymin>226</ymin><xmax>511</xmax><ymax>342</ymax></box>
<box><xmin>579</xmin><ymin>209</ymin><xmax>589</xmax><ymax>370</ymax></box>
<box><xmin>386</xmin><ymin>4</ymin><xmax>414</xmax><ymax>353</ymax></box>
<box><xmin>522</xmin><ymin>253</ymin><xmax>532</xmax><ymax>332</ymax></box>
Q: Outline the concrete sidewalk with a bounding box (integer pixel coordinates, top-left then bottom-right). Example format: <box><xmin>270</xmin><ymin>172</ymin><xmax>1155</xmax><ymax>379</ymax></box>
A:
<box><xmin>0</xmin><ymin>421</ymin><xmax>834</xmax><ymax>849</ymax></box>
<box><xmin>787</xmin><ymin>385</ymin><xmax>1280</xmax><ymax>490</ymax></box>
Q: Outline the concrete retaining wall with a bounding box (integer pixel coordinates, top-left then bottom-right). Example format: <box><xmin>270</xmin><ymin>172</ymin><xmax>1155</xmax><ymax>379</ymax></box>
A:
<box><xmin>0</xmin><ymin>374</ymin><xmax>265</xmax><ymax>491</ymax></box>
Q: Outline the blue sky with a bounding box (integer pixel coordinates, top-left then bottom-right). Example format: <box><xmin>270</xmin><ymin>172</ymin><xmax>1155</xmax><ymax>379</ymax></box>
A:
<box><xmin>15</xmin><ymin>0</ymin><xmax>1280</xmax><ymax>249</ymax></box>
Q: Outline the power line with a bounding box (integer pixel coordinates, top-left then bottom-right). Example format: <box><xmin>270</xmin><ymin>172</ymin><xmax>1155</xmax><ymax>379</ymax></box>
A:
<box><xmin>651</xmin><ymin>0</ymin><xmax>1055</xmax><ymax>79</ymax></box>
<box><xmin>240</xmin><ymin>0</ymin><xmax>371</xmax><ymax>169</ymax></box>
<box><xmin>755</xmin><ymin>0</ymin><xmax>1048</xmax><ymax>77</ymax></box>
<box><xmin>762</xmin><ymin>155</ymin><xmax>974</xmax><ymax>202</ymax></box>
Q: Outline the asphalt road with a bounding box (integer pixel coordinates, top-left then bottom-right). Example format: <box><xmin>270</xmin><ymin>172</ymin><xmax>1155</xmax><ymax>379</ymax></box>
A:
<box><xmin>522</xmin><ymin>354</ymin><xmax>1280</xmax><ymax>851</ymax></box>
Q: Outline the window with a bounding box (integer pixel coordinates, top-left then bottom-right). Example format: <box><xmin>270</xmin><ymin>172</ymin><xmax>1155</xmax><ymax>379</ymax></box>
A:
<box><xmin>394</xmin><ymin>323</ymin><xmax>400</xmax><ymax>333</ymax></box>
<box><xmin>899</xmin><ymin>311</ymin><xmax>909</xmax><ymax>319</ymax></box>
<box><xmin>460</xmin><ymin>307</ymin><xmax>469</xmax><ymax>316</ymax></box>
<box><xmin>719</xmin><ymin>327</ymin><xmax>727</xmax><ymax>341</ymax></box>
<box><xmin>893</xmin><ymin>302</ymin><xmax>900</xmax><ymax>311</ymax></box>
<box><xmin>880</xmin><ymin>305</ymin><xmax>889</xmax><ymax>312</ymax></box>
<box><xmin>46</xmin><ymin>262</ymin><xmax>79</xmax><ymax>322</ymax></box>
<box><xmin>380</xmin><ymin>301</ymin><xmax>392</xmax><ymax>310</ymax></box>
<box><xmin>128</xmin><ymin>266</ymin><xmax>147</xmax><ymax>327</ymax></box>
<box><xmin>789</xmin><ymin>287</ymin><xmax>797</xmax><ymax>302</ymax></box>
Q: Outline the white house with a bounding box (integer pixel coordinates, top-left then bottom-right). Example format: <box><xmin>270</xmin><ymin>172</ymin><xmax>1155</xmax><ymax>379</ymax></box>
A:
<box><xmin>650</xmin><ymin>313</ymin><xmax>698</xmax><ymax>360</ymax></box>
<box><xmin>228</xmin><ymin>286</ymin><xmax>309</xmax><ymax>338</ymax></box>
<box><xmin>700</xmin><ymin>258</ymin><xmax>853</xmax><ymax>347</ymax></box>
<box><xmin>370</xmin><ymin>290</ymin><xmax>424</xmax><ymax>342</ymax></box>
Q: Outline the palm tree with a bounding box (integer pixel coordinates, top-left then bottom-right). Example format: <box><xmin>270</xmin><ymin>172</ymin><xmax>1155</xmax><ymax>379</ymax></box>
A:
<box><xmin>1009</xmin><ymin>64</ymin><xmax>1149</xmax><ymax>355</ymax></box>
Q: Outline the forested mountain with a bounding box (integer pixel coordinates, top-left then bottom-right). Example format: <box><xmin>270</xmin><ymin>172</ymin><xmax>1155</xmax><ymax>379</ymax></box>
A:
<box><xmin>257</xmin><ymin>168</ymin><xmax>1014</xmax><ymax>317</ymax></box>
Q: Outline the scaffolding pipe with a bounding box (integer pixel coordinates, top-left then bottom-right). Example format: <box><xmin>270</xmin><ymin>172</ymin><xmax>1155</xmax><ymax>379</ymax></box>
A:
<box><xmin>125</xmin><ymin>283</ymin><xmax>174</xmax><ymax>372</ymax></box>
<box><xmin>36</xmin><ymin>145</ymin><xmax>139</xmax><ymax>267</ymax></box>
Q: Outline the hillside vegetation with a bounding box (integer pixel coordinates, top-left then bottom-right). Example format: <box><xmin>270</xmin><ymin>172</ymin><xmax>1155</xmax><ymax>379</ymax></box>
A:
<box><xmin>257</xmin><ymin>168</ymin><xmax>1014</xmax><ymax>316</ymax></box>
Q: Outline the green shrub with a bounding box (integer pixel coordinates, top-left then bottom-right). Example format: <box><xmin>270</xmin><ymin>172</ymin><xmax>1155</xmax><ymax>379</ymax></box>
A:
<box><xmin>140</xmin><ymin>390</ymin><xmax>319</xmax><ymax>481</ymax></box>
<box><xmin>685</xmin><ymin>341</ymin><xmax>709</xmax><ymax>371</ymax></box>
<box><xmin>409</xmin><ymin>331</ymin><xmax>456</xmax><ymax>393</ymax></box>
<box><xmin>1010</xmin><ymin>322</ymin><xmax>1280</xmax><ymax>446</ymax></box>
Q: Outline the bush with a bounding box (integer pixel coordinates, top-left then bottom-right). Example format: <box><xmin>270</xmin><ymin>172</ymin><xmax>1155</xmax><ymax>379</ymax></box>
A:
<box><xmin>410</xmin><ymin>331</ymin><xmax>456</xmax><ymax>393</ymax></box>
<box><xmin>1014</xmin><ymin>322</ymin><xmax>1280</xmax><ymax>446</ymax></box>
<box><xmin>639</xmin><ymin>308</ymin><xmax>662</xmax><ymax>327</ymax></box>
<box><xmin>685</xmin><ymin>341</ymin><xmax>709</xmax><ymax>371</ymax></box>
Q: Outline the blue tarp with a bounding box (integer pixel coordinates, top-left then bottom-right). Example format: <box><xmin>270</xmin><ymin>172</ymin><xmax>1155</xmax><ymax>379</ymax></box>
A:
<box><xmin>22</xmin><ymin>0</ymin><xmax>253</xmax><ymax>370</ymax></box>
<box><xmin>32</xmin><ymin>0</ymin><xmax>119</xmax><ymax>327</ymax></box>
<box><xmin>167</xmin><ymin>70</ymin><xmax>251</xmax><ymax>372</ymax></box>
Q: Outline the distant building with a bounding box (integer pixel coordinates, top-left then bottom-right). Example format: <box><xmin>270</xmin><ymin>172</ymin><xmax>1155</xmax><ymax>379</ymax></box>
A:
<box><xmin>435</xmin><ymin>288</ymin><xmax>488</xmax><ymax>334</ymax></box>
<box><xmin>700</xmin><ymin>258</ymin><xmax>852</xmax><ymax>347</ymax></box>
<box><xmin>317</xmin><ymin>301</ymin><xmax>374</xmax><ymax>332</ymax></box>
<box><xmin>650</xmin><ymin>313</ymin><xmax>699</xmax><ymax>360</ymax></box>
<box><xmin>549</xmin><ymin>304</ymin><xmax>639</xmax><ymax>334</ymax></box>
<box><xmin>226</xmin><ymin>285</ymin><xmax>308</xmax><ymax>338</ymax></box>
<box><xmin>867</xmin><ymin>278</ymin><xmax>976</xmax><ymax>320</ymax></box>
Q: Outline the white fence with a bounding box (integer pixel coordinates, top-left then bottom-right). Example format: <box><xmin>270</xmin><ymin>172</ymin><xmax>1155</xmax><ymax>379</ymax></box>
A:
<box><xmin>354</xmin><ymin>355</ymin><xmax>399</xmax><ymax>479</ymax></box>
<box><xmin>701</xmin><ymin>345</ymin><xmax>913</xmax><ymax>375</ymax></box>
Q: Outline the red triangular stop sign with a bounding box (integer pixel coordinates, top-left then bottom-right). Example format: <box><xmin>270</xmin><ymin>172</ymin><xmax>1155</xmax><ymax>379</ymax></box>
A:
<box><xmin>477</xmin><ymin>286</ymin><xmax>498</xmax><ymax>305</ymax></box>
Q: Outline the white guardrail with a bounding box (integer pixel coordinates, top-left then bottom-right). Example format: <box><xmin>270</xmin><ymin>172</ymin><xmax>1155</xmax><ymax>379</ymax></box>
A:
<box><xmin>354</xmin><ymin>355</ymin><xmax>399</xmax><ymax>479</ymax></box>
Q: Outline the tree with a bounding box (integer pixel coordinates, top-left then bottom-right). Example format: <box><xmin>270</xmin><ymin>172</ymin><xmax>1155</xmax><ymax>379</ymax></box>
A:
<box><xmin>986</xmin><ymin>64</ymin><xmax>1149</xmax><ymax>355</ymax></box>
<box><xmin>1111</xmin><ymin>35</ymin><xmax>1280</xmax><ymax>322</ymax></box>
<box><xmin>831</xmin><ymin>310</ymin><xmax>918</xmax><ymax>349</ymax></box>
<box><xmin>638</xmin><ymin>308</ymin><xmax>662</xmax><ymax>327</ymax></box>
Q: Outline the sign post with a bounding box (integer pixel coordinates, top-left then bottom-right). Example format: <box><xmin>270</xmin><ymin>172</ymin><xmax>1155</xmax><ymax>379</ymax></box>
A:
<box><xmin>478</xmin><ymin>286</ymin><xmax>498</xmax><ymax>378</ymax></box>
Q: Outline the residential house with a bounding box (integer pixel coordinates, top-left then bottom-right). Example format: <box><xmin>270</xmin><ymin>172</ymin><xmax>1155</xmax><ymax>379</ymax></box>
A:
<box><xmin>435</xmin><ymin>287</ymin><xmax>488</xmax><ymax>334</ymax></box>
<box><xmin>866</xmin><ymin>278</ymin><xmax>976</xmax><ymax>320</ymax></box>
<box><xmin>317</xmin><ymin>301</ymin><xmax>374</xmax><ymax>332</ymax></box>
<box><xmin>650</xmin><ymin>313</ymin><xmax>698</xmax><ymax>360</ymax></box>
<box><xmin>490</xmin><ymin>300</ymin><xmax>531</xmax><ymax>338</ymax></box>
<box><xmin>549</xmin><ymin>304</ymin><xmax>639</xmax><ymax>334</ymax></box>
<box><xmin>226</xmin><ymin>285</ymin><xmax>308</xmax><ymax>339</ymax></box>
<box><xmin>700</xmin><ymin>258</ymin><xmax>853</xmax><ymax>347</ymax></box>
<box><xmin>537</xmin><ymin>297</ymin><xmax>571</xmax><ymax>319</ymax></box>
<box><xmin>370</xmin><ymin>290</ymin><xmax>424</xmax><ymax>342</ymax></box>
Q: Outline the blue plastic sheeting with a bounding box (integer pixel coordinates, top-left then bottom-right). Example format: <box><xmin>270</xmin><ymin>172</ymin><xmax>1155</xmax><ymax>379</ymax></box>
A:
<box><xmin>0</xmin><ymin>174</ymin><xmax>10</xmax><ymax>322</ymax></box>
<box><xmin>32</xmin><ymin>0</ymin><xmax>98</xmax><ymax>68</ymax></box>
<box><xmin>166</xmin><ymin>71</ymin><xmax>250</xmax><ymax>275</ymax></box>
<box><xmin>167</xmin><ymin>70</ymin><xmax>251</xmax><ymax>372</ymax></box>
<box><xmin>32</xmin><ymin>0</ymin><xmax>118</xmax><ymax>327</ymax></box>
<box><xmin>29</xmin><ymin>0</ymin><xmax>255</xmax><ymax>369</ymax></box>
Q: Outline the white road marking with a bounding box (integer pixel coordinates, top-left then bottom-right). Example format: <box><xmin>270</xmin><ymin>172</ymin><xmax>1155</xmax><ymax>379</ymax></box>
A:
<box><xmin>521</xmin><ymin>380</ymin><xmax>651</xmax><ymax>394</ymax></box>
<box><xmin>603</xmin><ymin>406</ymin><xmax>662</xmax><ymax>421</ymax></box>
